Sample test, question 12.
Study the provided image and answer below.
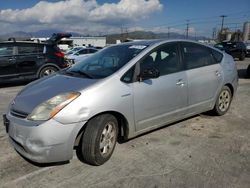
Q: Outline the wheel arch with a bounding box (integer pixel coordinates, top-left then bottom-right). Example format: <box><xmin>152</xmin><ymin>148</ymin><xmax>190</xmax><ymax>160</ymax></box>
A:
<box><xmin>74</xmin><ymin>111</ymin><xmax>130</xmax><ymax>147</ymax></box>
<box><xmin>36</xmin><ymin>63</ymin><xmax>60</xmax><ymax>78</ymax></box>
<box><xmin>225</xmin><ymin>83</ymin><xmax>234</xmax><ymax>97</ymax></box>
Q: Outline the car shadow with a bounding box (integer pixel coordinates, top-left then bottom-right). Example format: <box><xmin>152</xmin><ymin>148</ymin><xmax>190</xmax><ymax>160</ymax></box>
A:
<box><xmin>0</xmin><ymin>81</ymin><xmax>30</xmax><ymax>88</ymax></box>
<box><xmin>238</xmin><ymin>69</ymin><xmax>249</xmax><ymax>79</ymax></box>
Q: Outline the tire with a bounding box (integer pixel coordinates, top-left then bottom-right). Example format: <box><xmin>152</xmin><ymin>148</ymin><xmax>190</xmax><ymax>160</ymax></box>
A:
<box><xmin>39</xmin><ymin>66</ymin><xmax>58</xmax><ymax>78</ymax></box>
<box><xmin>239</xmin><ymin>52</ymin><xmax>245</xmax><ymax>61</ymax></box>
<box><xmin>212</xmin><ymin>86</ymin><xmax>232</xmax><ymax>116</ymax></box>
<box><xmin>77</xmin><ymin>114</ymin><xmax>118</xmax><ymax>166</ymax></box>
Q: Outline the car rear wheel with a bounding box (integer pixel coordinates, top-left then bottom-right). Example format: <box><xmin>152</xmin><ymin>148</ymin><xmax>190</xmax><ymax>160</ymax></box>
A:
<box><xmin>77</xmin><ymin>114</ymin><xmax>118</xmax><ymax>166</ymax></box>
<box><xmin>39</xmin><ymin>66</ymin><xmax>58</xmax><ymax>78</ymax></box>
<box><xmin>212</xmin><ymin>86</ymin><xmax>232</xmax><ymax>116</ymax></box>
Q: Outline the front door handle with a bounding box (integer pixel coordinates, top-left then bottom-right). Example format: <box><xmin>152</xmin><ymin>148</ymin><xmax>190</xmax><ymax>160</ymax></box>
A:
<box><xmin>176</xmin><ymin>79</ymin><xmax>185</xmax><ymax>86</ymax></box>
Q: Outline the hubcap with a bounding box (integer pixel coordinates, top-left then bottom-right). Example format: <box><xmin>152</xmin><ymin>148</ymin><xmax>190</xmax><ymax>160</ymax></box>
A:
<box><xmin>99</xmin><ymin>122</ymin><xmax>116</xmax><ymax>156</ymax></box>
<box><xmin>218</xmin><ymin>90</ymin><xmax>231</xmax><ymax>112</ymax></box>
<box><xmin>42</xmin><ymin>69</ymin><xmax>55</xmax><ymax>77</ymax></box>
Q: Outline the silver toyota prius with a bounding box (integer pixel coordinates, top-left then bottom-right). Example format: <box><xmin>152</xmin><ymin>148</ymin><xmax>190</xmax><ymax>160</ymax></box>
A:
<box><xmin>3</xmin><ymin>40</ymin><xmax>238</xmax><ymax>166</ymax></box>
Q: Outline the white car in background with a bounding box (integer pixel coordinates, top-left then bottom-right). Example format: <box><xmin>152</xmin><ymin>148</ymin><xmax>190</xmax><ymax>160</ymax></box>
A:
<box><xmin>66</xmin><ymin>47</ymin><xmax>98</xmax><ymax>64</ymax></box>
<box><xmin>66</xmin><ymin>46</ymin><xmax>85</xmax><ymax>55</ymax></box>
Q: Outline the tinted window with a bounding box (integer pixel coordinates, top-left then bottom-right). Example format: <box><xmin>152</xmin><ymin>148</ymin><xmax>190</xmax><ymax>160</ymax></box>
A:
<box><xmin>37</xmin><ymin>45</ymin><xmax>45</xmax><ymax>53</ymax></box>
<box><xmin>182</xmin><ymin>42</ymin><xmax>215</xmax><ymax>69</ymax></box>
<box><xmin>0</xmin><ymin>46</ymin><xmax>13</xmax><ymax>56</ymax></box>
<box><xmin>211</xmin><ymin>49</ymin><xmax>223</xmax><ymax>63</ymax></box>
<box><xmin>18</xmin><ymin>45</ymin><xmax>37</xmax><ymax>55</ymax></box>
<box><xmin>140</xmin><ymin>43</ymin><xmax>180</xmax><ymax>76</ymax></box>
<box><xmin>78</xmin><ymin>49</ymin><xmax>87</xmax><ymax>55</ymax></box>
<box><xmin>89</xmin><ymin>49</ymin><xmax>97</xmax><ymax>53</ymax></box>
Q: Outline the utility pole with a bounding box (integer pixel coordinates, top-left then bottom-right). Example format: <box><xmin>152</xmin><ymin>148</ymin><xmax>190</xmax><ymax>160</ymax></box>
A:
<box><xmin>212</xmin><ymin>27</ymin><xmax>216</xmax><ymax>39</ymax></box>
<box><xmin>220</xmin><ymin>15</ymin><xmax>227</xmax><ymax>31</ymax></box>
<box><xmin>186</xmin><ymin>20</ymin><xmax>189</xmax><ymax>39</ymax></box>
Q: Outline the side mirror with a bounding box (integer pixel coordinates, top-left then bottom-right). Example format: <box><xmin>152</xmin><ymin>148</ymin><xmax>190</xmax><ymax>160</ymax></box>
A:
<box><xmin>75</xmin><ymin>53</ymin><xmax>79</xmax><ymax>56</ymax></box>
<box><xmin>138</xmin><ymin>67</ymin><xmax>160</xmax><ymax>81</ymax></box>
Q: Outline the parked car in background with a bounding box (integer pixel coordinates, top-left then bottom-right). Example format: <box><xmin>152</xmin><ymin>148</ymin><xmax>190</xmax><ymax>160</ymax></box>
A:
<box><xmin>65</xmin><ymin>46</ymin><xmax>85</xmax><ymax>56</ymax></box>
<box><xmin>244</xmin><ymin>41</ymin><xmax>250</xmax><ymax>57</ymax></box>
<box><xmin>0</xmin><ymin>33</ymin><xmax>71</xmax><ymax>83</ymax></box>
<box><xmin>65</xmin><ymin>47</ymin><xmax>98</xmax><ymax>64</ymax></box>
<box><xmin>214</xmin><ymin>41</ymin><xmax>247</xmax><ymax>61</ymax></box>
<box><xmin>4</xmin><ymin>40</ymin><xmax>238</xmax><ymax>166</ymax></box>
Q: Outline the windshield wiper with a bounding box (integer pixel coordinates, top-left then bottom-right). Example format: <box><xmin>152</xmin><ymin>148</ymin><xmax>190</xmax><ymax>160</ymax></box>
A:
<box><xmin>66</xmin><ymin>70</ymin><xmax>94</xmax><ymax>79</ymax></box>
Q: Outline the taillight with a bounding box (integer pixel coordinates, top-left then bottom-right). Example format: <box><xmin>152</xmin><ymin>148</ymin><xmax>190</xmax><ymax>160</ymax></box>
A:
<box><xmin>55</xmin><ymin>51</ymin><xmax>64</xmax><ymax>58</ymax></box>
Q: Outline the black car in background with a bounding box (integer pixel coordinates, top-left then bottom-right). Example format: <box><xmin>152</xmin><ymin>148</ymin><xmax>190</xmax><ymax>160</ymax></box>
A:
<box><xmin>214</xmin><ymin>41</ymin><xmax>247</xmax><ymax>61</ymax></box>
<box><xmin>0</xmin><ymin>33</ymin><xmax>71</xmax><ymax>83</ymax></box>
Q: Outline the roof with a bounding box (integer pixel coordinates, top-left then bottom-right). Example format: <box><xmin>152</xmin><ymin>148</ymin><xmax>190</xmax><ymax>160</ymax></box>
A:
<box><xmin>115</xmin><ymin>39</ymin><xmax>208</xmax><ymax>47</ymax></box>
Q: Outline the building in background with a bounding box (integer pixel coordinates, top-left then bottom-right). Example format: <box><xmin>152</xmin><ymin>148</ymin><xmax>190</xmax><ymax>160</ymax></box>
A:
<box><xmin>218</xmin><ymin>21</ymin><xmax>250</xmax><ymax>42</ymax></box>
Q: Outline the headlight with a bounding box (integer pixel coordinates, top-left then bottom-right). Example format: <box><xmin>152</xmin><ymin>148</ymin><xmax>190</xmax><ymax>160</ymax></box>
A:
<box><xmin>27</xmin><ymin>92</ymin><xmax>80</xmax><ymax>121</ymax></box>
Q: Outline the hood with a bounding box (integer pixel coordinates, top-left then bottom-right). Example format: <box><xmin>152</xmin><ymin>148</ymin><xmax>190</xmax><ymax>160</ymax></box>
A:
<box><xmin>11</xmin><ymin>73</ymin><xmax>98</xmax><ymax>114</ymax></box>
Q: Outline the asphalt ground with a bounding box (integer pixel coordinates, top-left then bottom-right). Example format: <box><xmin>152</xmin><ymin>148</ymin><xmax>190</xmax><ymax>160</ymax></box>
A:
<box><xmin>0</xmin><ymin>58</ymin><xmax>250</xmax><ymax>188</ymax></box>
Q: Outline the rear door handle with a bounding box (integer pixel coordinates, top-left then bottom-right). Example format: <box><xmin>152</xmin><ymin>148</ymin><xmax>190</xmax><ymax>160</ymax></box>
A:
<box><xmin>176</xmin><ymin>79</ymin><xmax>185</xmax><ymax>86</ymax></box>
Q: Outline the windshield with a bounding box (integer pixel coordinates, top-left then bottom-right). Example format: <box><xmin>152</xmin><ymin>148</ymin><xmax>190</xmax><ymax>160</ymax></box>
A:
<box><xmin>66</xmin><ymin>44</ymin><xmax>148</xmax><ymax>79</ymax></box>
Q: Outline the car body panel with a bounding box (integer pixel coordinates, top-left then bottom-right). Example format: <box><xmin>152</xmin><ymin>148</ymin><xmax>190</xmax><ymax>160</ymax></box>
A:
<box><xmin>133</xmin><ymin>71</ymin><xmax>188</xmax><ymax>132</ymax></box>
<box><xmin>12</xmin><ymin>73</ymin><xmax>99</xmax><ymax>115</ymax></box>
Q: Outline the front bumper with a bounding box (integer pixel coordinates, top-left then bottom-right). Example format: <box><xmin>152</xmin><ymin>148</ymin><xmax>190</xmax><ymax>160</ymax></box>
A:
<box><xmin>4</xmin><ymin>113</ymin><xmax>86</xmax><ymax>163</ymax></box>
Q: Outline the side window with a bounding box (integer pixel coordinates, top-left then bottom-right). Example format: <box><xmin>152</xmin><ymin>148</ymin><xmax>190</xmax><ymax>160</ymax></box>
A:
<box><xmin>121</xmin><ymin>65</ymin><xmax>135</xmax><ymax>83</ymax></box>
<box><xmin>182</xmin><ymin>42</ymin><xmax>215</xmax><ymax>70</ymax></box>
<box><xmin>89</xmin><ymin>49</ymin><xmax>97</xmax><ymax>53</ymax></box>
<box><xmin>18</xmin><ymin>45</ymin><xmax>37</xmax><ymax>55</ymax></box>
<box><xmin>78</xmin><ymin>49</ymin><xmax>87</xmax><ymax>55</ymax></box>
<box><xmin>37</xmin><ymin>45</ymin><xmax>45</xmax><ymax>54</ymax></box>
<box><xmin>0</xmin><ymin>46</ymin><xmax>14</xmax><ymax>56</ymax></box>
<box><xmin>140</xmin><ymin>43</ymin><xmax>180</xmax><ymax>76</ymax></box>
<box><xmin>211</xmin><ymin>49</ymin><xmax>223</xmax><ymax>63</ymax></box>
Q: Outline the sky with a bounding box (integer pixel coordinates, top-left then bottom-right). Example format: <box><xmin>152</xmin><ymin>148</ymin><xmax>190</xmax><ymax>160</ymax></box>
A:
<box><xmin>0</xmin><ymin>0</ymin><xmax>249</xmax><ymax>37</ymax></box>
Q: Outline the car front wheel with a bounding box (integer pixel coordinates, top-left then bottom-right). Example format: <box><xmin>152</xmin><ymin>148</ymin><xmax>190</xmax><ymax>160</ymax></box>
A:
<box><xmin>212</xmin><ymin>86</ymin><xmax>232</xmax><ymax>116</ymax></box>
<box><xmin>77</xmin><ymin>114</ymin><xmax>118</xmax><ymax>166</ymax></box>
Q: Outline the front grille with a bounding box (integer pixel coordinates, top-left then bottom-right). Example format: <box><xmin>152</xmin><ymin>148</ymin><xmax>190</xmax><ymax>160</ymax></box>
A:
<box><xmin>10</xmin><ymin>109</ymin><xmax>28</xmax><ymax>119</ymax></box>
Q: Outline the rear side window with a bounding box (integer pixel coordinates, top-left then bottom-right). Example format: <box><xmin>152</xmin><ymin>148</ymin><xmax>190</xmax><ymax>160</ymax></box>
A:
<box><xmin>37</xmin><ymin>45</ymin><xmax>45</xmax><ymax>54</ymax></box>
<box><xmin>211</xmin><ymin>49</ymin><xmax>223</xmax><ymax>63</ymax></box>
<box><xmin>18</xmin><ymin>45</ymin><xmax>37</xmax><ymax>55</ymax></box>
<box><xmin>181</xmin><ymin>42</ymin><xmax>216</xmax><ymax>70</ymax></box>
<box><xmin>78</xmin><ymin>49</ymin><xmax>87</xmax><ymax>55</ymax></box>
<box><xmin>0</xmin><ymin>46</ymin><xmax>13</xmax><ymax>56</ymax></box>
<box><xmin>89</xmin><ymin>49</ymin><xmax>97</xmax><ymax>53</ymax></box>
